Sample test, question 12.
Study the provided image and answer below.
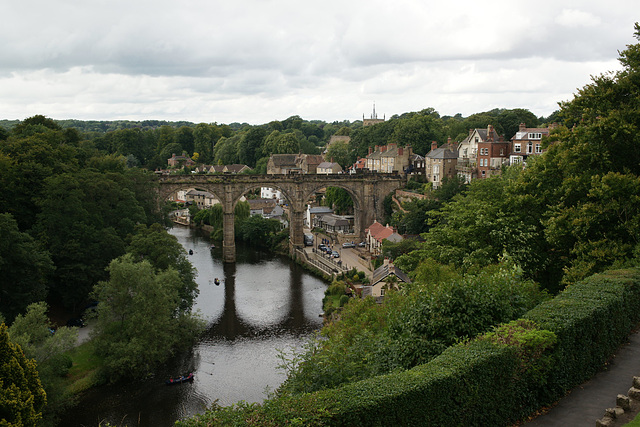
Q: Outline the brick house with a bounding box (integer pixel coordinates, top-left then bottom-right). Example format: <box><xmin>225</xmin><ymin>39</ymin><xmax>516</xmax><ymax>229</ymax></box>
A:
<box><xmin>509</xmin><ymin>123</ymin><xmax>552</xmax><ymax>166</ymax></box>
<box><xmin>365</xmin><ymin>220</ymin><xmax>403</xmax><ymax>255</ymax></box>
<box><xmin>457</xmin><ymin>125</ymin><xmax>506</xmax><ymax>182</ymax></box>
<box><xmin>168</xmin><ymin>153</ymin><xmax>195</xmax><ymax>168</ymax></box>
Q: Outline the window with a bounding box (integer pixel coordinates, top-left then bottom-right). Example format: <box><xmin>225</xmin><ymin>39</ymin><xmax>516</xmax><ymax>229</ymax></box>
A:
<box><xmin>527</xmin><ymin>142</ymin><xmax>533</xmax><ymax>154</ymax></box>
<box><xmin>500</xmin><ymin>148</ymin><xmax>504</xmax><ymax>156</ymax></box>
<box><xmin>535</xmin><ymin>144</ymin><xmax>542</xmax><ymax>154</ymax></box>
<box><xmin>514</xmin><ymin>143</ymin><xmax>521</xmax><ymax>153</ymax></box>
<box><xmin>463</xmin><ymin>148</ymin><xmax>468</xmax><ymax>157</ymax></box>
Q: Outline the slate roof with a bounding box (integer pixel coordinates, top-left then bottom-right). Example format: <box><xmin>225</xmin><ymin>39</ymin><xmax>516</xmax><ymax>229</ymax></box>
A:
<box><xmin>270</xmin><ymin>154</ymin><xmax>298</xmax><ymax>166</ymax></box>
<box><xmin>427</xmin><ymin>146</ymin><xmax>458</xmax><ymax>160</ymax></box>
<box><xmin>371</xmin><ymin>263</ymin><xmax>412</xmax><ymax>286</ymax></box>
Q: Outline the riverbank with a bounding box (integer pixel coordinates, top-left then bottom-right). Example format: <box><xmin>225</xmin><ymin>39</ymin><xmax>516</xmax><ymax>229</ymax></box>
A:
<box><xmin>58</xmin><ymin>225</ymin><xmax>327</xmax><ymax>426</ymax></box>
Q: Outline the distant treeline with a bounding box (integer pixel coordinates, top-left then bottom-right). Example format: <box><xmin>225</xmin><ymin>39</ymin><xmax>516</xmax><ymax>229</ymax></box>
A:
<box><xmin>0</xmin><ymin>108</ymin><xmax>560</xmax><ymax>173</ymax></box>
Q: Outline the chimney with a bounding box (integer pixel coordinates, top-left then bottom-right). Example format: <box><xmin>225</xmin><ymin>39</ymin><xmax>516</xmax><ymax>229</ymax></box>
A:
<box><xmin>519</xmin><ymin>123</ymin><xmax>526</xmax><ymax>132</ymax></box>
<box><xmin>369</xmin><ymin>147</ymin><xmax>373</xmax><ymax>155</ymax></box>
<box><xmin>447</xmin><ymin>137</ymin><xmax>452</xmax><ymax>147</ymax></box>
<box><xmin>487</xmin><ymin>125</ymin><xmax>494</xmax><ymax>141</ymax></box>
<box><xmin>398</xmin><ymin>147</ymin><xmax>403</xmax><ymax>155</ymax></box>
<box><xmin>431</xmin><ymin>141</ymin><xmax>438</xmax><ymax>152</ymax></box>
<box><xmin>381</xmin><ymin>145</ymin><xmax>387</xmax><ymax>152</ymax></box>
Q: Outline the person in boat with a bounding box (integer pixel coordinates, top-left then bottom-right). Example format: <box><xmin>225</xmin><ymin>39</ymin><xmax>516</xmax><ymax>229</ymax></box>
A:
<box><xmin>189</xmin><ymin>249</ymin><xmax>193</xmax><ymax>255</ymax></box>
<box><xmin>214</xmin><ymin>278</ymin><xmax>220</xmax><ymax>285</ymax></box>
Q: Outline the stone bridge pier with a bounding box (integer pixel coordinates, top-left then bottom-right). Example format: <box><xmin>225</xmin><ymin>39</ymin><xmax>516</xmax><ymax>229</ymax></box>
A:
<box><xmin>157</xmin><ymin>173</ymin><xmax>405</xmax><ymax>263</ymax></box>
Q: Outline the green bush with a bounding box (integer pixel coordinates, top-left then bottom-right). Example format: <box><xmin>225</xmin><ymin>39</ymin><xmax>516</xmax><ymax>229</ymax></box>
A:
<box><xmin>338</xmin><ymin>295</ymin><xmax>350</xmax><ymax>307</ymax></box>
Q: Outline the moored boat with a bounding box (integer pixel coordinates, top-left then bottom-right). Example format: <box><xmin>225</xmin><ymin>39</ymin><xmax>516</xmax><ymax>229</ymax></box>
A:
<box><xmin>165</xmin><ymin>372</ymin><xmax>194</xmax><ymax>385</ymax></box>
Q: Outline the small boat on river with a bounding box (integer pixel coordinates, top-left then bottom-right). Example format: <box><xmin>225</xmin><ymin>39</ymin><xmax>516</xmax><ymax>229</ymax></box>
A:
<box><xmin>189</xmin><ymin>249</ymin><xmax>193</xmax><ymax>255</ymax></box>
<box><xmin>165</xmin><ymin>373</ymin><xmax>194</xmax><ymax>385</ymax></box>
<box><xmin>214</xmin><ymin>278</ymin><xmax>220</xmax><ymax>286</ymax></box>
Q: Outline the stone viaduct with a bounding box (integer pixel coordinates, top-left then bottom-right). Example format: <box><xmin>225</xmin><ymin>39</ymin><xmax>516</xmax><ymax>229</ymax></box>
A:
<box><xmin>157</xmin><ymin>173</ymin><xmax>405</xmax><ymax>263</ymax></box>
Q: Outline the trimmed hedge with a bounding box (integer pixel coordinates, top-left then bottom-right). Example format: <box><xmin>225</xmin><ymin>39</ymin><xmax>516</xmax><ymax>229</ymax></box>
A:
<box><xmin>178</xmin><ymin>268</ymin><xmax>640</xmax><ymax>426</ymax></box>
<box><xmin>523</xmin><ymin>268</ymin><xmax>640</xmax><ymax>404</ymax></box>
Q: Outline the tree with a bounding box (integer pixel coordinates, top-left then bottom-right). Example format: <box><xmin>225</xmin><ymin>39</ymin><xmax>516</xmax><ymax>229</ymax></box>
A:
<box><xmin>325</xmin><ymin>141</ymin><xmax>352</xmax><ymax>167</ymax></box>
<box><xmin>390</xmin><ymin>109</ymin><xmax>444</xmax><ymax>155</ymax></box>
<box><xmin>263</xmin><ymin>131</ymin><xmax>300</xmax><ymax>155</ymax></box>
<box><xmin>237</xmin><ymin>127</ymin><xmax>266</xmax><ymax>167</ymax></box>
<box><xmin>323</xmin><ymin>187</ymin><xmax>353</xmax><ymax>215</ymax></box>
<box><xmin>0</xmin><ymin>213</ymin><xmax>53</xmax><ymax>322</ymax></box>
<box><xmin>126</xmin><ymin>224</ymin><xmax>198</xmax><ymax>312</ymax></box>
<box><xmin>33</xmin><ymin>170</ymin><xmax>146</xmax><ymax>309</ymax></box>
<box><xmin>8</xmin><ymin>302</ymin><xmax>77</xmax><ymax>366</ymax></box>
<box><xmin>91</xmin><ymin>255</ymin><xmax>203</xmax><ymax>381</ymax></box>
<box><xmin>0</xmin><ymin>323</ymin><xmax>47</xmax><ymax>426</ymax></box>
<box><xmin>236</xmin><ymin>216</ymin><xmax>282</xmax><ymax>247</ymax></box>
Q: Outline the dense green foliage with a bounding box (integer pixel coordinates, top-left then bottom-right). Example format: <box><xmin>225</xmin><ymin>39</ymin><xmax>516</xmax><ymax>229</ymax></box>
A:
<box><xmin>91</xmin><ymin>254</ymin><xmax>204</xmax><ymax>381</ymax></box>
<box><xmin>8</xmin><ymin>302</ymin><xmax>78</xmax><ymax>424</ymax></box>
<box><xmin>0</xmin><ymin>213</ymin><xmax>53</xmax><ymax>322</ymax></box>
<box><xmin>278</xmin><ymin>264</ymin><xmax>546</xmax><ymax>395</ymax></box>
<box><xmin>0</xmin><ymin>323</ymin><xmax>47</xmax><ymax>426</ymax></box>
<box><xmin>126</xmin><ymin>223</ymin><xmax>199</xmax><ymax>312</ymax></box>
<box><xmin>0</xmin><ymin>116</ymin><xmax>163</xmax><ymax>310</ymax></box>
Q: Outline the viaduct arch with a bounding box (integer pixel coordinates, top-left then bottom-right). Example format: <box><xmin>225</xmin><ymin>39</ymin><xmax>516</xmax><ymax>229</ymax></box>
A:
<box><xmin>157</xmin><ymin>173</ymin><xmax>405</xmax><ymax>263</ymax></box>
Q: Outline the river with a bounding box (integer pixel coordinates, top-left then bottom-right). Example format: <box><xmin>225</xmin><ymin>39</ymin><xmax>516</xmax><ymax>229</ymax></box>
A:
<box><xmin>58</xmin><ymin>225</ymin><xmax>327</xmax><ymax>426</ymax></box>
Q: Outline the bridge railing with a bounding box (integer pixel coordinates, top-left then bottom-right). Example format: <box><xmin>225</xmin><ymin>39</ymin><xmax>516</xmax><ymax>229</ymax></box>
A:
<box><xmin>295</xmin><ymin>248</ymin><xmax>349</xmax><ymax>279</ymax></box>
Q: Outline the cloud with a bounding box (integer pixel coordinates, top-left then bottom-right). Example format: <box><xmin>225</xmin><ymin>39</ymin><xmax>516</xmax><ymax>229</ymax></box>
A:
<box><xmin>556</xmin><ymin>9</ymin><xmax>602</xmax><ymax>28</ymax></box>
<box><xmin>0</xmin><ymin>0</ymin><xmax>637</xmax><ymax>124</ymax></box>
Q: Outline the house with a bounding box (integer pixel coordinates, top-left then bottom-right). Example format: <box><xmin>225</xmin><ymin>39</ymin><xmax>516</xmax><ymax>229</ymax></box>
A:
<box><xmin>365</xmin><ymin>143</ymin><xmax>413</xmax><ymax>173</ymax></box>
<box><xmin>361</xmin><ymin>259</ymin><xmax>411</xmax><ymax>300</ymax></box>
<box><xmin>364</xmin><ymin>220</ymin><xmax>403</xmax><ymax>255</ymax></box>
<box><xmin>407</xmin><ymin>153</ymin><xmax>425</xmax><ymax>176</ymax></box>
<box><xmin>313</xmin><ymin>214</ymin><xmax>351</xmax><ymax>233</ymax></box>
<box><xmin>425</xmin><ymin>139</ymin><xmax>458</xmax><ymax>189</ymax></box>
<box><xmin>456</xmin><ymin>125</ymin><xmax>506</xmax><ymax>183</ymax></box>
<box><xmin>317</xmin><ymin>161</ymin><xmax>343</xmax><ymax>174</ymax></box>
<box><xmin>266</xmin><ymin>154</ymin><xmax>326</xmax><ymax>174</ymax></box>
<box><xmin>349</xmin><ymin>157</ymin><xmax>367</xmax><ymax>174</ymax></box>
<box><xmin>509</xmin><ymin>123</ymin><xmax>552</xmax><ymax>166</ymax></box>
<box><xmin>167</xmin><ymin>153</ymin><xmax>195</xmax><ymax>168</ymax></box>
<box><xmin>185</xmin><ymin>189</ymin><xmax>219</xmax><ymax>209</ymax></box>
<box><xmin>306</xmin><ymin>205</ymin><xmax>333</xmax><ymax>227</ymax></box>
<box><xmin>223</xmin><ymin>164</ymin><xmax>251</xmax><ymax>174</ymax></box>
<box><xmin>247</xmin><ymin>198</ymin><xmax>277</xmax><ymax>217</ymax></box>
<box><xmin>266</xmin><ymin>154</ymin><xmax>301</xmax><ymax>174</ymax></box>
<box><xmin>299</xmin><ymin>155</ymin><xmax>325</xmax><ymax>174</ymax></box>
<box><xmin>261</xmin><ymin>187</ymin><xmax>284</xmax><ymax>203</ymax></box>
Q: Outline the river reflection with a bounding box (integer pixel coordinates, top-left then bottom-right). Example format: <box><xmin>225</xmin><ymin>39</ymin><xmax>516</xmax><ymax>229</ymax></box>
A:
<box><xmin>58</xmin><ymin>225</ymin><xmax>326</xmax><ymax>427</ymax></box>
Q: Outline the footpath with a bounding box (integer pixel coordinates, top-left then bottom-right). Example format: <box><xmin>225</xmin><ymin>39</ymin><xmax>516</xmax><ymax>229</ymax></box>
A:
<box><xmin>525</xmin><ymin>329</ymin><xmax>640</xmax><ymax>426</ymax></box>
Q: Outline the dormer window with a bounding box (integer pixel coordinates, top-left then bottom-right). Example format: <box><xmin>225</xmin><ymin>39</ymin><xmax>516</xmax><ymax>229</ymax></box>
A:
<box><xmin>528</xmin><ymin>133</ymin><xmax>542</xmax><ymax>139</ymax></box>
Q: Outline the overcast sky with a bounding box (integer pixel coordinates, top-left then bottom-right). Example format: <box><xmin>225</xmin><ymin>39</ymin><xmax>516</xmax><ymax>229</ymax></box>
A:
<box><xmin>0</xmin><ymin>1</ymin><xmax>637</xmax><ymax>125</ymax></box>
